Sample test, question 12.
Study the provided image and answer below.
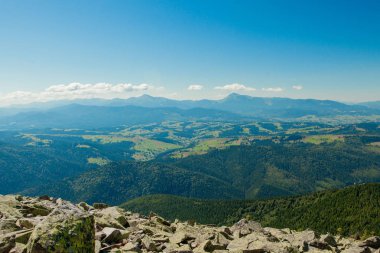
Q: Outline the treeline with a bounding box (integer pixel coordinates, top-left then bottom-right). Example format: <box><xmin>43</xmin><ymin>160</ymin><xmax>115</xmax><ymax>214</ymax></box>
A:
<box><xmin>121</xmin><ymin>183</ymin><xmax>380</xmax><ymax>238</ymax></box>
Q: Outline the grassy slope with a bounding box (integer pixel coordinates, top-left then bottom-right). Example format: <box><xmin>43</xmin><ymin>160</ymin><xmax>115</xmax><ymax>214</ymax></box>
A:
<box><xmin>121</xmin><ymin>183</ymin><xmax>380</xmax><ymax>238</ymax></box>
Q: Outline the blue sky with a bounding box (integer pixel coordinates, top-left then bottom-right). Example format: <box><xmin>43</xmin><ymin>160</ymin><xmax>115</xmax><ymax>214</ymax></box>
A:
<box><xmin>0</xmin><ymin>0</ymin><xmax>379</xmax><ymax>104</ymax></box>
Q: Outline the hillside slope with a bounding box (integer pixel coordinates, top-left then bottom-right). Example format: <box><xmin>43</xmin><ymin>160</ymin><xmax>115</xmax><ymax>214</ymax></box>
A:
<box><xmin>121</xmin><ymin>183</ymin><xmax>380</xmax><ymax>237</ymax></box>
<box><xmin>22</xmin><ymin>161</ymin><xmax>243</xmax><ymax>205</ymax></box>
<box><xmin>0</xmin><ymin>141</ymin><xmax>86</xmax><ymax>194</ymax></box>
<box><xmin>172</xmin><ymin>142</ymin><xmax>380</xmax><ymax>198</ymax></box>
<box><xmin>22</xmin><ymin>141</ymin><xmax>380</xmax><ymax>205</ymax></box>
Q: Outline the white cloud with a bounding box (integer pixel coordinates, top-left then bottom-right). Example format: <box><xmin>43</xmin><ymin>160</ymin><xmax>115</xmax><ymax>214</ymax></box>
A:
<box><xmin>187</xmin><ymin>84</ymin><xmax>203</xmax><ymax>91</ymax></box>
<box><xmin>0</xmin><ymin>82</ymin><xmax>157</xmax><ymax>106</ymax></box>
<box><xmin>214</xmin><ymin>83</ymin><xmax>256</xmax><ymax>91</ymax></box>
<box><xmin>292</xmin><ymin>85</ymin><xmax>303</xmax><ymax>90</ymax></box>
<box><xmin>262</xmin><ymin>87</ymin><xmax>284</xmax><ymax>92</ymax></box>
<box><xmin>45</xmin><ymin>83</ymin><xmax>152</xmax><ymax>94</ymax></box>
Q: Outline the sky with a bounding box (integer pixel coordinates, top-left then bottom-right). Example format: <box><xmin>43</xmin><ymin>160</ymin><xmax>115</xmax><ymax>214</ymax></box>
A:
<box><xmin>0</xmin><ymin>0</ymin><xmax>379</xmax><ymax>105</ymax></box>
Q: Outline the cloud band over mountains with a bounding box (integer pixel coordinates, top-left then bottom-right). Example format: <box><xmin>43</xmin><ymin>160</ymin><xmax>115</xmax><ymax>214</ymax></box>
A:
<box><xmin>0</xmin><ymin>83</ymin><xmax>156</xmax><ymax>106</ymax></box>
<box><xmin>0</xmin><ymin>82</ymin><xmax>295</xmax><ymax>106</ymax></box>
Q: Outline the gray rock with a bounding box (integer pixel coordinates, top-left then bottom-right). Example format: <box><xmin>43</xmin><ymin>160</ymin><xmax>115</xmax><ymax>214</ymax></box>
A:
<box><xmin>26</xmin><ymin>203</ymin><xmax>95</xmax><ymax>253</ymax></box>
<box><xmin>309</xmin><ymin>239</ymin><xmax>331</xmax><ymax>250</ymax></box>
<box><xmin>121</xmin><ymin>241</ymin><xmax>141</xmax><ymax>252</ymax></box>
<box><xmin>15</xmin><ymin>218</ymin><xmax>39</xmax><ymax>229</ymax></box>
<box><xmin>14</xmin><ymin>230</ymin><xmax>33</xmax><ymax>244</ymax></box>
<box><xmin>320</xmin><ymin>234</ymin><xmax>337</xmax><ymax>247</ymax></box>
<box><xmin>142</xmin><ymin>236</ymin><xmax>157</xmax><ymax>251</ymax></box>
<box><xmin>170</xmin><ymin>231</ymin><xmax>195</xmax><ymax>244</ymax></box>
<box><xmin>0</xmin><ymin>220</ymin><xmax>19</xmax><ymax>235</ymax></box>
<box><xmin>230</xmin><ymin>219</ymin><xmax>262</xmax><ymax>234</ymax></box>
<box><xmin>359</xmin><ymin>236</ymin><xmax>380</xmax><ymax>249</ymax></box>
<box><xmin>95</xmin><ymin>240</ymin><xmax>101</xmax><ymax>253</ymax></box>
<box><xmin>101</xmin><ymin>227</ymin><xmax>123</xmax><ymax>244</ymax></box>
<box><xmin>342</xmin><ymin>245</ymin><xmax>372</xmax><ymax>253</ymax></box>
<box><xmin>93</xmin><ymin>203</ymin><xmax>109</xmax><ymax>209</ymax></box>
<box><xmin>95</xmin><ymin>207</ymin><xmax>129</xmax><ymax>229</ymax></box>
<box><xmin>0</xmin><ymin>234</ymin><xmax>15</xmax><ymax>253</ymax></box>
<box><xmin>78</xmin><ymin>202</ymin><xmax>92</xmax><ymax>211</ymax></box>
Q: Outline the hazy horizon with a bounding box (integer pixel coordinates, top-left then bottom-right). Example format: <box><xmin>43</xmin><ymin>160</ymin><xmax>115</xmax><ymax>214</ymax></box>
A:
<box><xmin>1</xmin><ymin>91</ymin><xmax>380</xmax><ymax>109</ymax></box>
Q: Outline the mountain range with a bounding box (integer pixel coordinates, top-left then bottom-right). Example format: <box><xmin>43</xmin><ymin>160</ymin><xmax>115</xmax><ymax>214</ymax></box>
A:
<box><xmin>0</xmin><ymin>93</ymin><xmax>379</xmax><ymax>130</ymax></box>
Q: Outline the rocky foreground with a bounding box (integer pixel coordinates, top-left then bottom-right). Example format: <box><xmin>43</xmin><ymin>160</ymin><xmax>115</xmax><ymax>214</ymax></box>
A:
<box><xmin>0</xmin><ymin>195</ymin><xmax>379</xmax><ymax>253</ymax></box>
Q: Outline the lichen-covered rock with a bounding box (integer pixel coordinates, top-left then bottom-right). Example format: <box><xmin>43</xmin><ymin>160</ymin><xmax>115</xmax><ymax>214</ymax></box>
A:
<box><xmin>14</xmin><ymin>229</ymin><xmax>33</xmax><ymax>244</ymax></box>
<box><xmin>0</xmin><ymin>233</ymin><xmax>16</xmax><ymax>253</ymax></box>
<box><xmin>0</xmin><ymin>220</ymin><xmax>19</xmax><ymax>235</ymax></box>
<box><xmin>94</xmin><ymin>206</ymin><xmax>129</xmax><ymax>229</ymax></box>
<box><xmin>26</xmin><ymin>202</ymin><xmax>95</xmax><ymax>253</ymax></box>
<box><xmin>101</xmin><ymin>227</ymin><xmax>123</xmax><ymax>244</ymax></box>
<box><xmin>78</xmin><ymin>202</ymin><xmax>92</xmax><ymax>211</ymax></box>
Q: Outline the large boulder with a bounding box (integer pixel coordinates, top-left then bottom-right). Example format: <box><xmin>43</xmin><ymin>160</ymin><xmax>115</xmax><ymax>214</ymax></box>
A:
<box><xmin>26</xmin><ymin>201</ymin><xmax>95</xmax><ymax>253</ymax></box>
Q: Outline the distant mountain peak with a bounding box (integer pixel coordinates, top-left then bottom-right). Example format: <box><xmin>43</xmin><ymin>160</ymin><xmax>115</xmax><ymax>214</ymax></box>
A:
<box><xmin>138</xmin><ymin>94</ymin><xmax>155</xmax><ymax>99</ymax></box>
<box><xmin>223</xmin><ymin>92</ymin><xmax>254</xmax><ymax>101</ymax></box>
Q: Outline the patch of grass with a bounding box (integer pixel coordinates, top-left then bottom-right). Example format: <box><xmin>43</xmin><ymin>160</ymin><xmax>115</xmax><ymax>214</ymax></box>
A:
<box><xmin>22</xmin><ymin>134</ymin><xmax>52</xmax><ymax>147</ymax></box>
<box><xmin>133</xmin><ymin>138</ymin><xmax>181</xmax><ymax>153</ymax></box>
<box><xmin>130</xmin><ymin>137</ymin><xmax>182</xmax><ymax>161</ymax></box>
<box><xmin>87</xmin><ymin>157</ymin><xmax>109</xmax><ymax>166</ymax></box>
<box><xmin>76</xmin><ymin>144</ymin><xmax>91</xmax><ymax>149</ymax></box>
<box><xmin>171</xmin><ymin>138</ymin><xmax>241</xmax><ymax>158</ymax></box>
<box><xmin>303</xmin><ymin>135</ymin><xmax>344</xmax><ymax>144</ymax></box>
<box><xmin>82</xmin><ymin>135</ymin><xmax>132</xmax><ymax>144</ymax></box>
<box><xmin>351</xmin><ymin>168</ymin><xmax>380</xmax><ymax>180</ymax></box>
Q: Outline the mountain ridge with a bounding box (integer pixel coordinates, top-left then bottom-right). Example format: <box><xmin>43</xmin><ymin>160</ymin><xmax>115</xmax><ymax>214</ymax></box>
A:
<box><xmin>1</xmin><ymin>94</ymin><xmax>379</xmax><ymax>130</ymax></box>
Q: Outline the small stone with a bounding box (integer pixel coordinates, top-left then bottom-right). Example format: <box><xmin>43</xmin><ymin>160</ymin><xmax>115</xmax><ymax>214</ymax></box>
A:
<box><xmin>37</xmin><ymin>195</ymin><xmax>50</xmax><ymax>201</ymax></box>
<box><xmin>141</xmin><ymin>236</ymin><xmax>156</xmax><ymax>251</ymax></box>
<box><xmin>170</xmin><ymin>231</ymin><xmax>195</xmax><ymax>244</ymax></box>
<box><xmin>342</xmin><ymin>245</ymin><xmax>372</xmax><ymax>253</ymax></box>
<box><xmin>56</xmin><ymin>198</ymin><xmax>63</xmax><ymax>206</ymax></box>
<box><xmin>175</xmin><ymin>244</ymin><xmax>193</xmax><ymax>253</ymax></box>
<box><xmin>150</xmin><ymin>214</ymin><xmax>171</xmax><ymax>226</ymax></box>
<box><xmin>16</xmin><ymin>219</ymin><xmax>35</xmax><ymax>229</ymax></box>
<box><xmin>309</xmin><ymin>239</ymin><xmax>331</xmax><ymax>250</ymax></box>
<box><xmin>120</xmin><ymin>242</ymin><xmax>140</xmax><ymax>251</ymax></box>
<box><xmin>102</xmin><ymin>227</ymin><xmax>123</xmax><ymax>244</ymax></box>
<box><xmin>95</xmin><ymin>240</ymin><xmax>101</xmax><ymax>253</ymax></box>
<box><xmin>359</xmin><ymin>236</ymin><xmax>380</xmax><ymax>249</ymax></box>
<box><xmin>78</xmin><ymin>202</ymin><xmax>91</xmax><ymax>211</ymax></box>
<box><xmin>93</xmin><ymin>203</ymin><xmax>109</xmax><ymax>209</ymax></box>
<box><xmin>15</xmin><ymin>196</ymin><xmax>23</xmax><ymax>202</ymax></box>
<box><xmin>320</xmin><ymin>234</ymin><xmax>337</xmax><ymax>247</ymax></box>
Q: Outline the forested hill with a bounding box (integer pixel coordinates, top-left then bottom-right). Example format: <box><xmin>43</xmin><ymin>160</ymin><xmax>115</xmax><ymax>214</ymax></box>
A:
<box><xmin>22</xmin><ymin>141</ymin><xmax>380</xmax><ymax>205</ymax></box>
<box><xmin>121</xmin><ymin>183</ymin><xmax>380</xmax><ymax>238</ymax></box>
